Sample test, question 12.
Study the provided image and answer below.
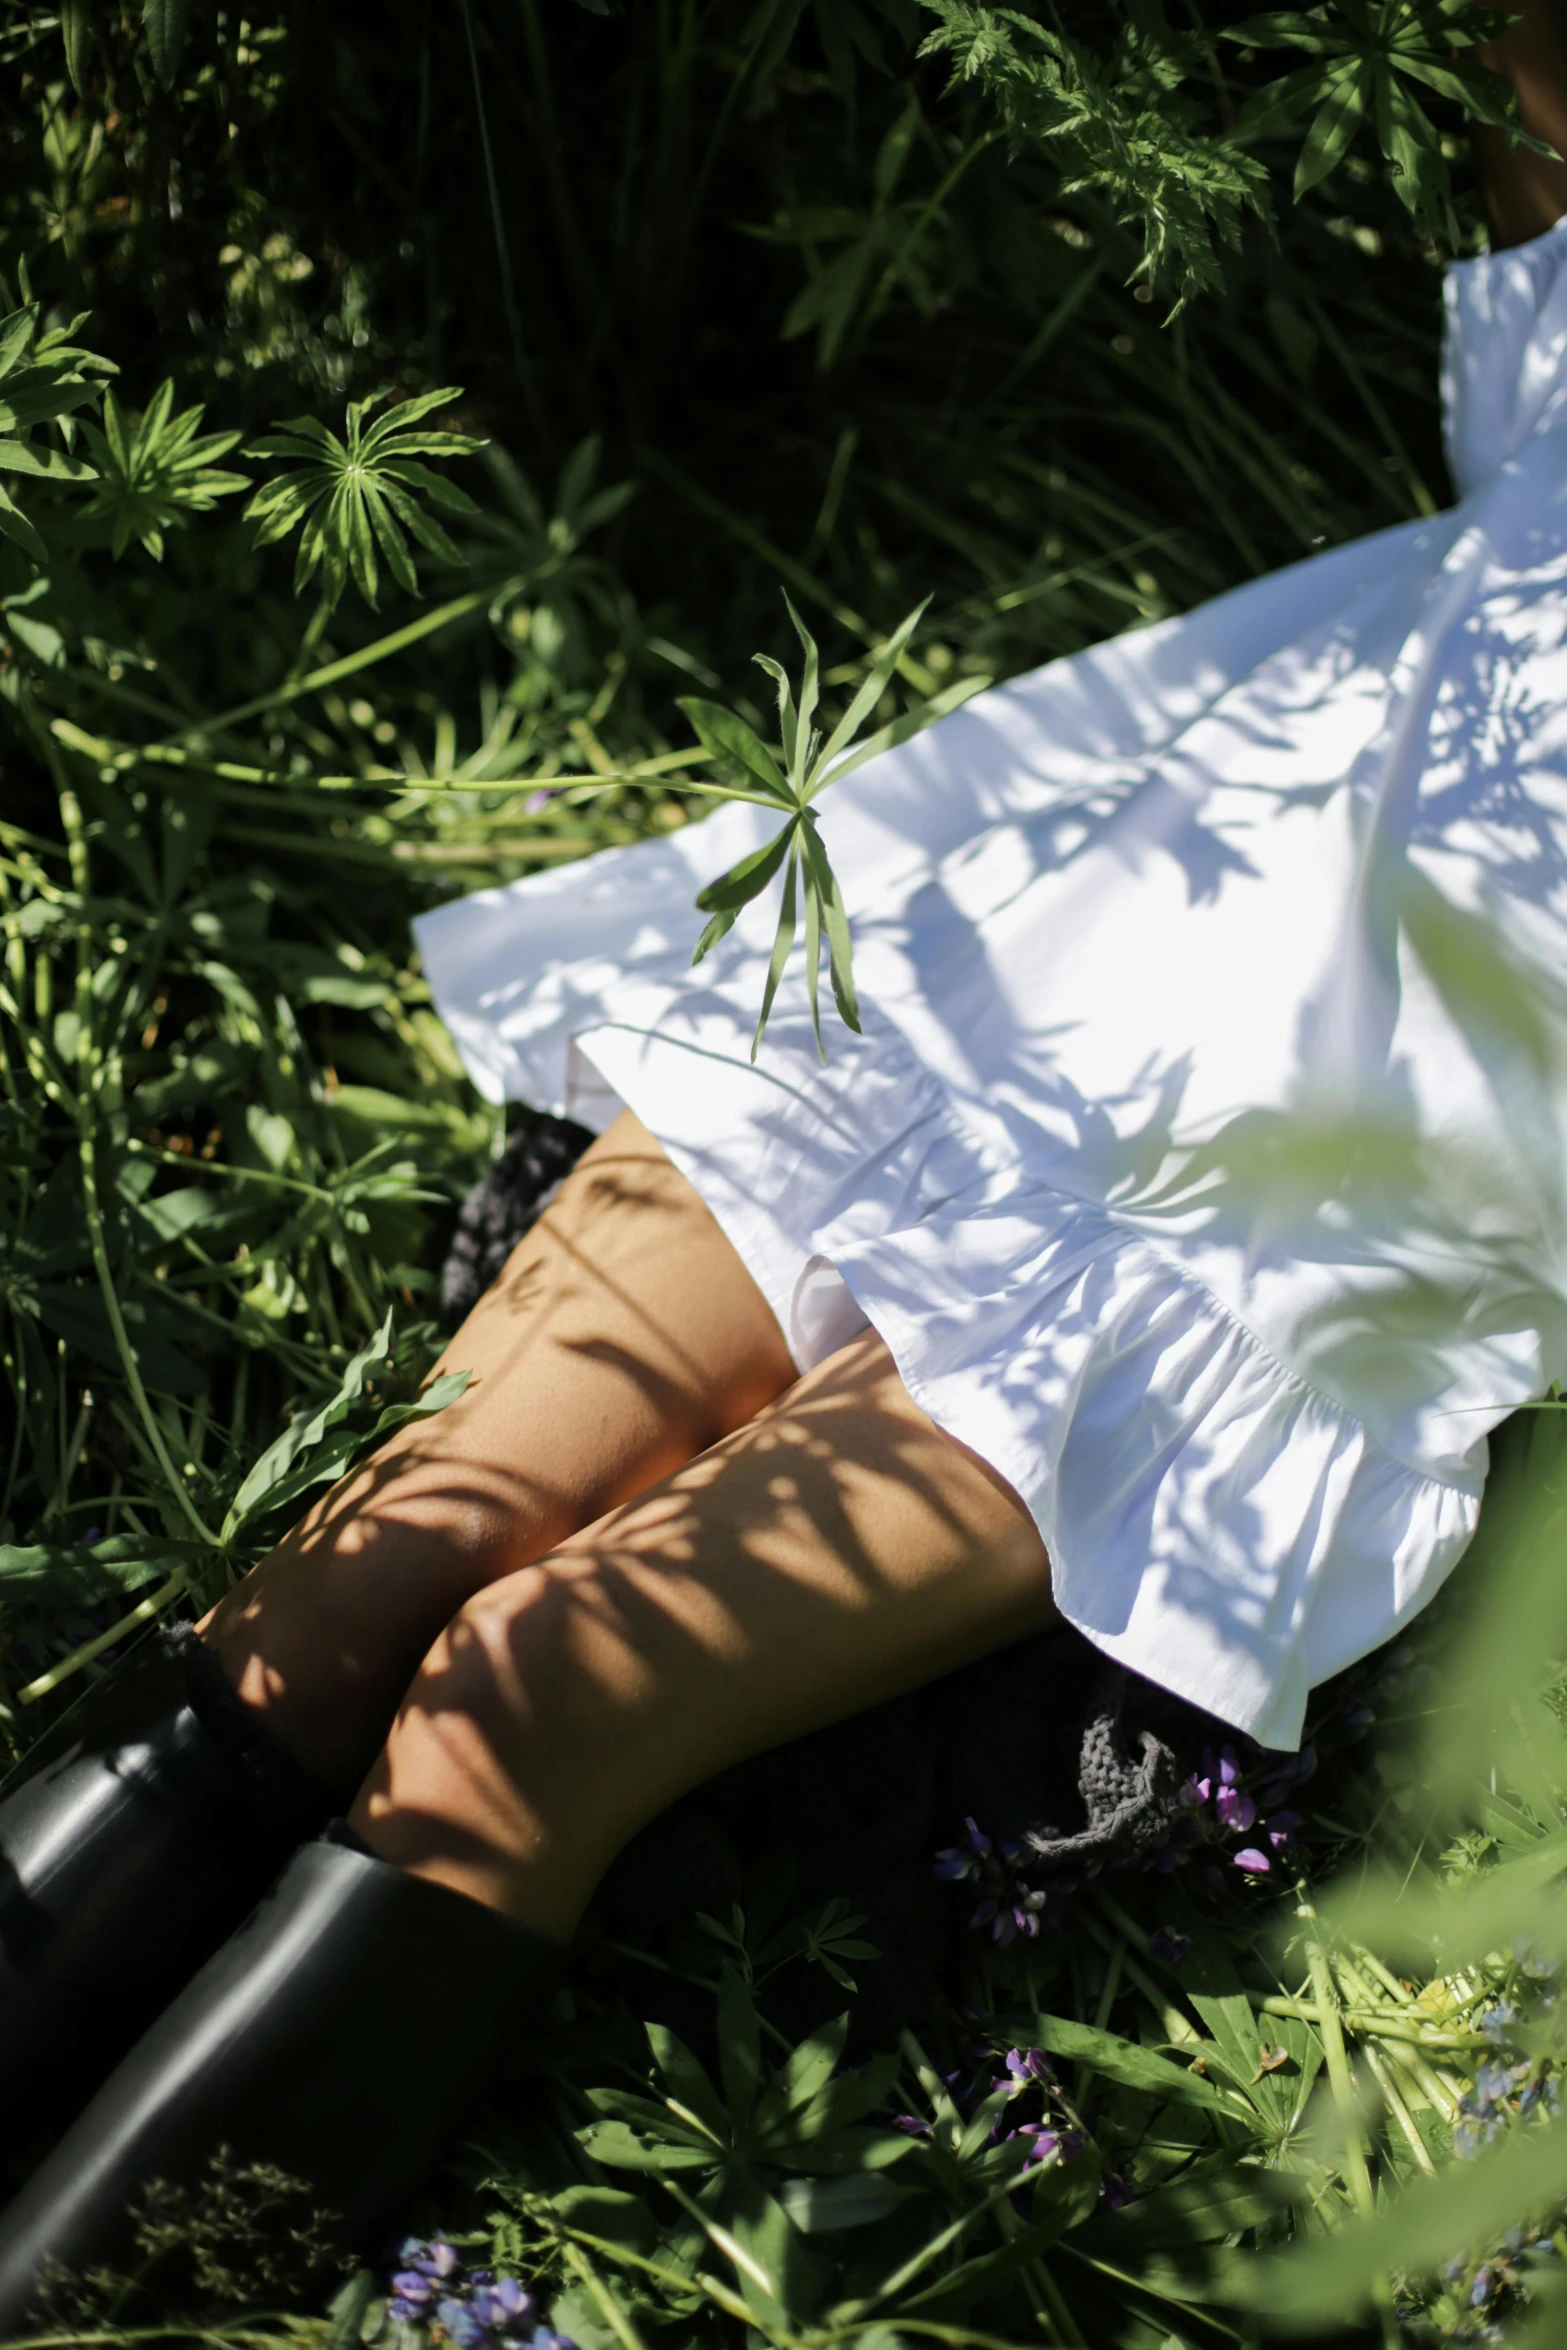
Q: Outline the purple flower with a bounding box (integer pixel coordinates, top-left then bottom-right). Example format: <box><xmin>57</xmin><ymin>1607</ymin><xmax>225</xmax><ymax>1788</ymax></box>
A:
<box><xmin>391</xmin><ymin>2271</ymin><xmax>436</xmax><ymax>2307</ymax></box>
<box><xmin>1480</xmin><ymin>2000</ymin><xmax>1518</xmax><ymax>2045</ymax></box>
<box><xmin>436</xmin><ymin>2299</ymin><xmax>487</xmax><ymax>2350</ymax></box>
<box><xmin>1017</xmin><ymin>2124</ymin><xmax>1062</xmax><ymax>2161</ymax></box>
<box><xmin>388</xmin><ymin>2299</ymin><xmax>426</xmax><ymax>2325</ymax></box>
<box><xmin>1232</xmin><ymin>1846</ymin><xmax>1272</xmax><ymax>1875</ymax></box>
<box><xmin>963</xmin><ymin>1817</ymin><xmax>992</xmax><ymax>1857</ymax></box>
<box><xmin>933</xmin><ymin>1849</ymin><xmax>971</xmax><ymax>1880</ymax></box>
<box><xmin>402</xmin><ymin>2238</ymin><xmax>462</xmax><ymax>2283</ymax></box>
<box><xmin>893</xmin><ymin>2112</ymin><xmax>931</xmax><ymax>2136</ymax></box>
<box><xmin>1218</xmin><ymin>1748</ymin><xmax>1240</xmax><ymax>1787</ymax></box>
<box><xmin>1214</xmin><ymin>1786</ymin><xmax>1256</xmax><ymax>1834</ymax></box>
<box><xmin>524</xmin><ymin>788</ymin><xmax>554</xmax><ymax>815</ymax></box>
<box><xmin>1100</xmin><ymin>2171</ymin><xmax>1135</xmax><ymax>2211</ymax></box>
<box><xmin>529</xmin><ymin>2334</ymin><xmax>577</xmax><ymax>2350</ymax></box>
<box><xmin>471</xmin><ymin>2279</ymin><xmax>535</xmax><ymax>2331</ymax></box>
<box><xmin>1148</xmin><ymin>1927</ymin><xmax>1190</xmax><ymax>1966</ymax></box>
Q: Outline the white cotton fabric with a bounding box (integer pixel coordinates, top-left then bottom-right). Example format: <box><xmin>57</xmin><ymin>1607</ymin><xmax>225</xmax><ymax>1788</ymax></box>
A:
<box><xmin>416</xmin><ymin>216</ymin><xmax>1567</xmax><ymax>1750</ymax></box>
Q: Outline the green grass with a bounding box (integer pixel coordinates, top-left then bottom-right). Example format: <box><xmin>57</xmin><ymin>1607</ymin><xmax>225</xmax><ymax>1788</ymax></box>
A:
<box><xmin>1</xmin><ymin>2</ymin><xmax>1565</xmax><ymax>2343</ymax></box>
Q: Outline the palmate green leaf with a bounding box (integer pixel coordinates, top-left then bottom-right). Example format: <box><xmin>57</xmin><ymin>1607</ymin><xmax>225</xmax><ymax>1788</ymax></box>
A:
<box><xmin>681</xmin><ymin>589</ymin><xmax>959</xmax><ymax>1053</ymax></box>
<box><xmin>79</xmin><ymin>380</ymin><xmax>248</xmax><ymax>561</ymax></box>
<box><xmin>1293</xmin><ymin>60</ymin><xmax>1371</xmax><ymax>201</ymax></box>
<box><xmin>243</xmin><ymin>387</ymin><xmax>484</xmax><ymax>617</ymax></box>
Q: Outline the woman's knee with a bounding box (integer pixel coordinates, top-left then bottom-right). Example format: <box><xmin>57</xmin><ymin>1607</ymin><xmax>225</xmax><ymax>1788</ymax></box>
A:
<box><xmin>352</xmin><ymin>1560</ymin><xmax>676</xmax><ymax>1929</ymax></box>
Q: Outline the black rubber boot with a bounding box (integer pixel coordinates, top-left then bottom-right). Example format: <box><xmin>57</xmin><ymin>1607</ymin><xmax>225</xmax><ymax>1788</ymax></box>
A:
<box><xmin>0</xmin><ymin>1831</ymin><xmax>563</xmax><ymax>2334</ymax></box>
<box><xmin>0</xmin><ymin>1625</ymin><xmax>330</xmax><ymax>2147</ymax></box>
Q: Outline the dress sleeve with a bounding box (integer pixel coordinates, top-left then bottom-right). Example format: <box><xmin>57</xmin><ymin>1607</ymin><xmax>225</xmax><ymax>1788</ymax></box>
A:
<box><xmin>1443</xmin><ymin>211</ymin><xmax>1567</xmax><ymax>497</ymax></box>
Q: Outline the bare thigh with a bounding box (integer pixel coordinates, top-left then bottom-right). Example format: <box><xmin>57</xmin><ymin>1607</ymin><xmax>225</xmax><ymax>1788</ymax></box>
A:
<box><xmin>202</xmin><ymin>1110</ymin><xmax>796</xmax><ymax>1787</ymax></box>
<box><xmin>350</xmin><ymin>1327</ymin><xmax>1057</xmax><ymax>1941</ymax></box>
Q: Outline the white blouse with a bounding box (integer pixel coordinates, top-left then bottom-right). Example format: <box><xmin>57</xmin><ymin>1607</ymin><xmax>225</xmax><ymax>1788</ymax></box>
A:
<box><xmin>417</xmin><ymin>216</ymin><xmax>1567</xmax><ymax>1751</ymax></box>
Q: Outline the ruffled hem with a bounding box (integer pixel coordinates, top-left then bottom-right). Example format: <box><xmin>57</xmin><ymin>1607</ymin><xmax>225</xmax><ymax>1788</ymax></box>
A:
<box><xmin>576</xmin><ymin>989</ymin><xmax>1481</xmax><ymax>1754</ymax></box>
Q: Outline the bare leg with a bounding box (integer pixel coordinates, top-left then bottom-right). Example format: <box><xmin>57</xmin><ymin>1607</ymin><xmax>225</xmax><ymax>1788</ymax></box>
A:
<box><xmin>200</xmin><ymin>1111</ymin><xmax>795</xmax><ymax>1788</ymax></box>
<box><xmin>1476</xmin><ymin>0</ymin><xmax>1567</xmax><ymax>246</ymax></box>
<box><xmin>350</xmin><ymin>1328</ymin><xmax>1057</xmax><ymax>1943</ymax></box>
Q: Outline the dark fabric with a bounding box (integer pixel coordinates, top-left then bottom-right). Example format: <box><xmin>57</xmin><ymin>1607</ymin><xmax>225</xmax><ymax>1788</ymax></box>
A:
<box><xmin>439</xmin><ymin>1113</ymin><xmax>597</xmax><ymax>1328</ymax></box>
<box><xmin>442</xmin><ymin>1116</ymin><xmax>1216</xmax><ymax>2037</ymax></box>
<box><xmin>166</xmin><ymin>1624</ymin><xmax>335</xmax><ymax>1844</ymax></box>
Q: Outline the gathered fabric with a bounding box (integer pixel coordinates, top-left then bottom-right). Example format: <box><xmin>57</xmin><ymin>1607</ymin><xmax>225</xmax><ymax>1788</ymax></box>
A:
<box><xmin>418</xmin><ymin>218</ymin><xmax>1567</xmax><ymax>1751</ymax></box>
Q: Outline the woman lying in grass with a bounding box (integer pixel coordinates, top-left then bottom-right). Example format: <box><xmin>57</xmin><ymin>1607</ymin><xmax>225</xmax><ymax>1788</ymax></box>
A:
<box><xmin>2</xmin><ymin>3</ymin><xmax>1567</xmax><ymax>2319</ymax></box>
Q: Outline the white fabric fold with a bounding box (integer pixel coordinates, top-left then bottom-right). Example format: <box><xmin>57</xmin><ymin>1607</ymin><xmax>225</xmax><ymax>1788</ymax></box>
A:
<box><xmin>417</xmin><ymin>217</ymin><xmax>1567</xmax><ymax>1751</ymax></box>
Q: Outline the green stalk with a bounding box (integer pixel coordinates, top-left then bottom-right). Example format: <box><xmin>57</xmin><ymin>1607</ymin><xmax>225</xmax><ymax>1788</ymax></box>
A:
<box><xmin>16</xmin><ymin>1568</ymin><xmax>188</xmax><ymax>1705</ymax></box>
<box><xmin>151</xmin><ymin>585</ymin><xmax>493</xmax><ymax>749</ymax></box>
<box><xmin>49</xmin><ymin>756</ymin><xmax>219</xmax><ymax>1552</ymax></box>
<box><xmin>1297</xmin><ymin>1886</ymin><xmax>1400</xmax><ymax>2350</ymax></box>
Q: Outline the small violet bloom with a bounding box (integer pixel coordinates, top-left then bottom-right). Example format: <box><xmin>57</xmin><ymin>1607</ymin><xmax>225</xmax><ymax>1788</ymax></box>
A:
<box><xmin>1214</xmin><ymin>1785</ymin><xmax>1256</xmax><ymax>1834</ymax></box>
<box><xmin>436</xmin><ymin>2299</ymin><xmax>487</xmax><ymax>2350</ymax></box>
<box><xmin>471</xmin><ymin>2279</ymin><xmax>535</xmax><ymax>2331</ymax></box>
<box><xmin>1148</xmin><ymin>1926</ymin><xmax>1190</xmax><ymax>1966</ymax></box>
<box><xmin>1232</xmin><ymin>1846</ymin><xmax>1272</xmax><ymax>1875</ymax></box>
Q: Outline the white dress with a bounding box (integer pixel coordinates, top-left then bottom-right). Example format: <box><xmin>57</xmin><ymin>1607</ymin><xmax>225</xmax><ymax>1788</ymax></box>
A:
<box><xmin>416</xmin><ymin>216</ymin><xmax>1567</xmax><ymax>1752</ymax></box>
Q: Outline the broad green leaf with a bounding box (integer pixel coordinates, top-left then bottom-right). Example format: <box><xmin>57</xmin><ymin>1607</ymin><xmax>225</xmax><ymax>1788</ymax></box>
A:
<box><xmin>60</xmin><ymin>0</ymin><xmax>96</xmax><ymax>91</ymax></box>
<box><xmin>143</xmin><ymin>0</ymin><xmax>191</xmax><ymax>87</ymax></box>
<box><xmin>677</xmin><ymin>697</ymin><xmax>794</xmax><ymax>805</ymax></box>
<box><xmin>221</xmin><ymin>1309</ymin><xmax>394</xmax><ymax>1536</ymax></box>
<box><xmin>715</xmin><ymin>1964</ymin><xmax>762</xmax><ymax>2128</ymax></box>
<box><xmin>752</xmin><ymin>2015</ymin><xmax>851</xmax><ymax>2142</ymax></box>
<box><xmin>576</xmin><ymin>2121</ymin><xmax>712</xmax><ymax>2172</ymax></box>
<box><xmin>691</xmin><ymin>822</ymin><xmax>795</xmax><ymax>964</ymax></box>
<box><xmin>646</xmin><ymin>2020</ymin><xmax>730</xmax><ymax>2139</ymax></box>
<box><xmin>779</xmin><ymin>2172</ymin><xmax>918</xmax><ymax>2234</ymax></box>
<box><xmin>1029</xmin><ymin>2013</ymin><xmax>1240</xmax><ymax>2112</ymax></box>
<box><xmin>1293</xmin><ymin>60</ymin><xmax>1371</xmax><ymax>201</ymax></box>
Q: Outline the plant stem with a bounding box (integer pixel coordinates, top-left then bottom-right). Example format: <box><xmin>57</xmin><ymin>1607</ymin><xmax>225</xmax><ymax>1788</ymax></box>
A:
<box><xmin>16</xmin><ymin>1567</ymin><xmax>187</xmax><ymax>1704</ymax></box>
<box><xmin>1297</xmin><ymin>1885</ymin><xmax>1401</xmax><ymax>2350</ymax></box>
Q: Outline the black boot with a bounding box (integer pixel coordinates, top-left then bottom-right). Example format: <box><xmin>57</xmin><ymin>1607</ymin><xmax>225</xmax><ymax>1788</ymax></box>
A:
<box><xmin>0</xmin><ymin>1831</ymin><xmax>562</xmax><ymax>2334</ymax></box>
<box><xmin>0</xmin><ymin>1625</ymin><xmax>331</xmax><ymax>2147</ymax></box>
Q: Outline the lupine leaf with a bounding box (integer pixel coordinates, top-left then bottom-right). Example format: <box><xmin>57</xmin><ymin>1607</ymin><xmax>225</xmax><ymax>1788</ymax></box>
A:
<box><xmin>142</xmin><ymin>0</ymin><xmax>191</xmax><ymax>87</ymax></box>
<box><xmin>60</xmin><ymin>0</ymin><xmax>95</xmax><ymax>94</ymax></box>
<box><xmin>677</xmin><ymin>698</ymin><xmax>794</xmax><ymax>804</ymax></box>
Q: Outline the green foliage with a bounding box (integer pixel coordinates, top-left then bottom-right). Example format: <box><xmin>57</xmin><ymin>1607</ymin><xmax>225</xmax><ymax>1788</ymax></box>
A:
<box><xmin>79</xmin><ymin>379</ymin><xmax>248</xmax><ymax>561</ymax></box>
<box><xmin>0</xmin><ymin>294</ymin><xmax>108</xmax><ymax>566</ymax></box>
<box><xmin>920</xmin><ymin>1</ymin><xmax>1275</xmax><ymax>302</ymax></box>
<box><xmin>0</xmin><ymin>2</ymin><xmax>1558</xmax><ymax>2344</ymax></box>
<box><xmin>683</xmin><ymin>593</ymin><xmax>984</xmax><ymax>1054</ymax></box>
<box><xmin>244</xmin><ymin>389</ymin><xmax>487</xmax><ymax>618</ymax></box>
<box><xmin>922</xmin><ymin>0</ymin><xmax>1528</xmax><ymax>300</ymax></box>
